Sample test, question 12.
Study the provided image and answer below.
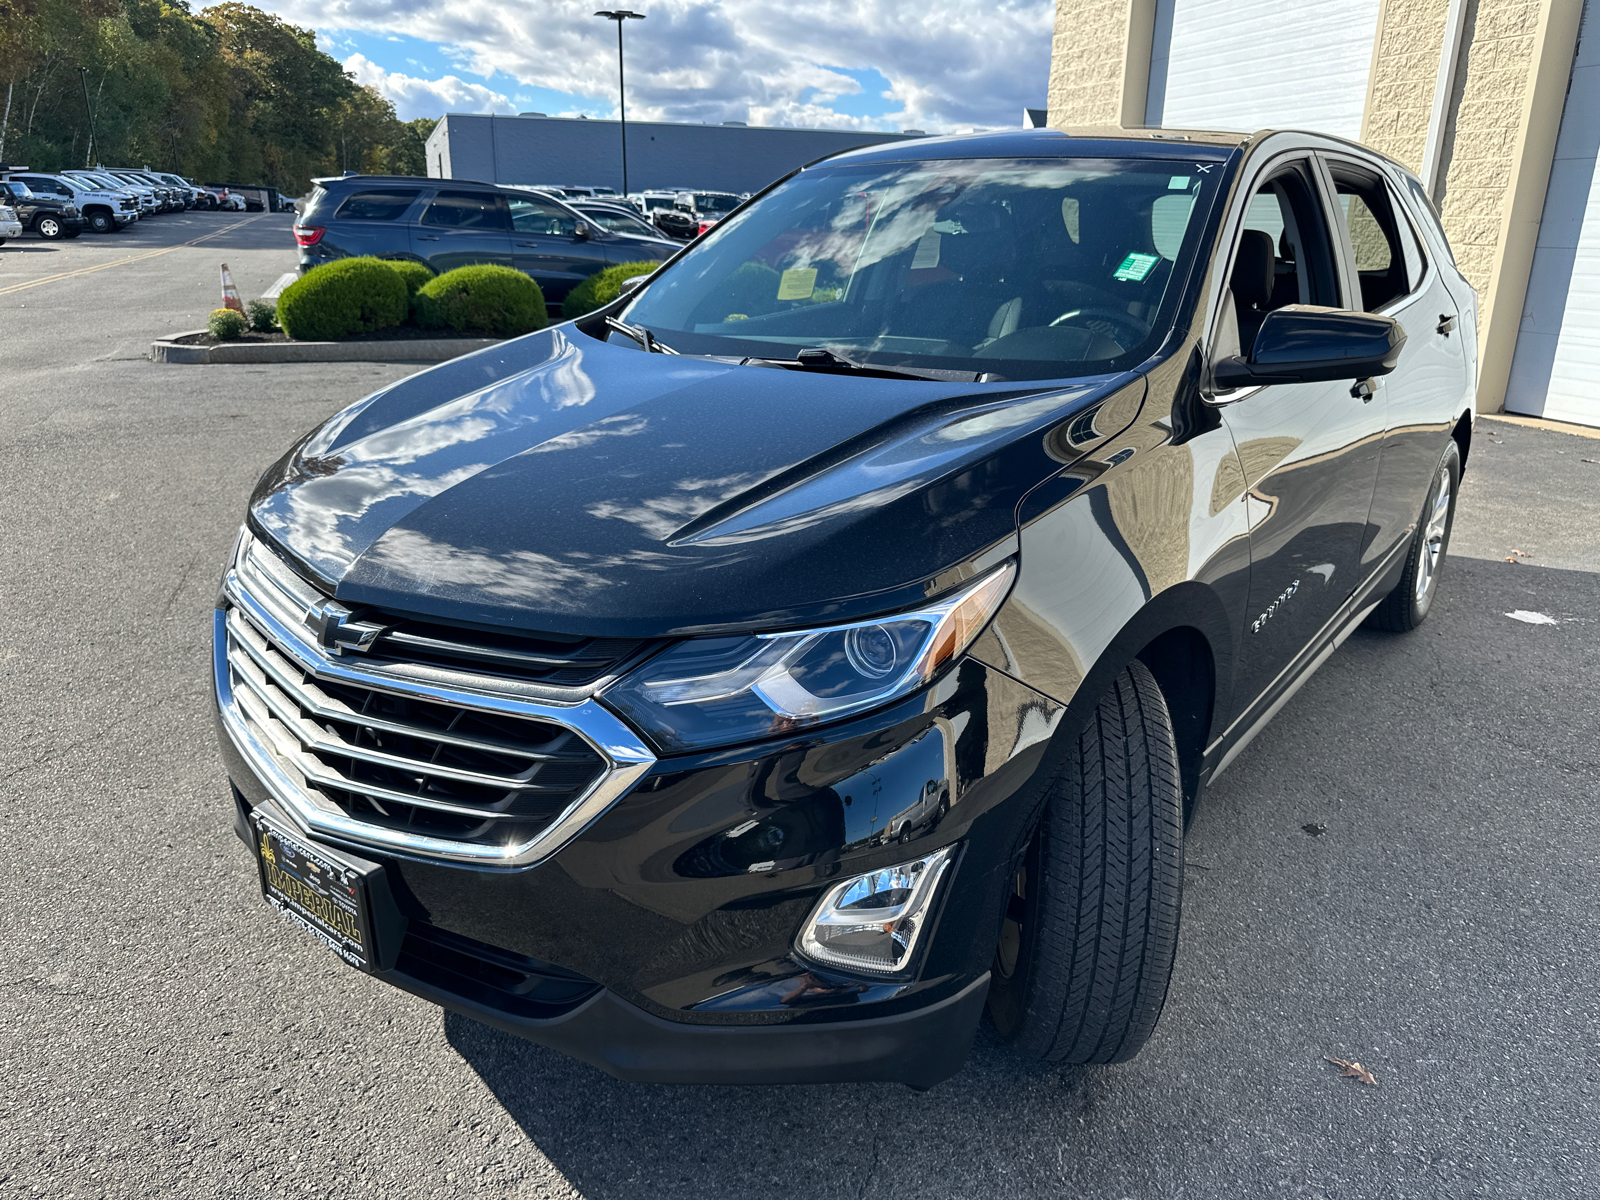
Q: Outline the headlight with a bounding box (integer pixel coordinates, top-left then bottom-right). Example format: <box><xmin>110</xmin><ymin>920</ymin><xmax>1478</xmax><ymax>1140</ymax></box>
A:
<box><xmin>601</xmin><ymin>562</ymin><xmax>1014</xmax><ymax>752</ymax></box>
<box><xmin>796</xmin><ymin>845</ymin><xmax>954</xmax><ymax>976</ymax></box>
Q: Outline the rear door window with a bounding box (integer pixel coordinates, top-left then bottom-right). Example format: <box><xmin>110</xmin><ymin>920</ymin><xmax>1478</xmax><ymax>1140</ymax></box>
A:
<box><xmin>421</xmin><ymin>191</ymin><xmax>511</xmax><ymax>230</ymax></box>
<box><xmin>334</xmin><ymin>190</ymin><xmax>419</xmax><ymax>221</ymax></box>
<box><xmin>508</xmin><ymin>196</ymin><xmax>580</xmax><ymax>236</ymax></box>
<box><xmin>1325</xmin><ymin>161</ymin><xmax>1416</xmax><ymax>312</ymax></box>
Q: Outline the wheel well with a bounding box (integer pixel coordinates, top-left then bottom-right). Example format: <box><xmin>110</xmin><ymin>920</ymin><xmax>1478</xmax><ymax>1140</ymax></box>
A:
<box><xmin>1136</xmin><ymin>627</ymin><xmax>1214</xmax><ymax>821</ymax></box>
<box><xmin>1452</xmin><ymin>412</ymin><xmax>1472</xmax><ymax>472</ymax></box>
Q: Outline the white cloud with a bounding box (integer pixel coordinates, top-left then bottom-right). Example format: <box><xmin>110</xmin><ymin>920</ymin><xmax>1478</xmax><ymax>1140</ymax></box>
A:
<box><xmin>343</xmin><ymin>53</ymin><xmax>516</xmax><ymax>121</ymax></box>
<box><xmin>271</xmin><ymin>0</ymin><xmax>1053</xmax><ymax>132</ymax></box>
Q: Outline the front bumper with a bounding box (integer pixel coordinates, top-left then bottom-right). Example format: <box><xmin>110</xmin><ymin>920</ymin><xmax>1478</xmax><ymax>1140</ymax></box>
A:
<box><xmin>215</xmin><ymin>591</ymin><xmax>1062</xmax><ymax>1086</ymax></box>
<box><xmin>0</xmin><ymin>220</ymin><xmax>20</xmax><ymax>239</ymax></box>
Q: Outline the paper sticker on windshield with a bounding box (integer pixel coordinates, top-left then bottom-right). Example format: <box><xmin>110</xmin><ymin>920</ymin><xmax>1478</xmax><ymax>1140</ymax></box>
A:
<box><xmin>911</xmin><ymin>230</ymin><xmax>942</xmax><ymax>269</ymax></box>
<box><xmin>1168</xmin><ymin>175</ymin><xmax>1191</xmax><ymax>190</ymax></box>
<box><xmin>777</xmin><ymin>267</ymin><xmax>818</xmax><ymax>300</ymax></box>
<box><xmin>1113</xmin><ymin>252</ymin><xmax>1159</xmax><ymax>281</ymax></box>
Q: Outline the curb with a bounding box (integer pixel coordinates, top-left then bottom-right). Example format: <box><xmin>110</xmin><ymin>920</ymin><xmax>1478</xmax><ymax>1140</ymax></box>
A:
<box><xmin>150</xmin><ymin>331</ymin><xmax>502</xmax><ymax>364</ymax></box>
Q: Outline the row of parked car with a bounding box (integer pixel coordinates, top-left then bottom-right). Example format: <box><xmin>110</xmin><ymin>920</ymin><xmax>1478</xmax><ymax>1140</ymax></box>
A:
<box><xmin>0</xmin><ymin>164</ymin><xmax>256</xmax><ymax>244</ymax></box>
<box><xmin>293</xmin><ymin>174</ymin><xmax>694</xmax><ymax>312</ymax></box>
<box><xmin>522</xmin><ymin>183</ymin><xmax>748</xmax><ymax>240</ymax></box>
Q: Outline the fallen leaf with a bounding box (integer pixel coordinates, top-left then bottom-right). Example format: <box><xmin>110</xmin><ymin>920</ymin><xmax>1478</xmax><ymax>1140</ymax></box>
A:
<box><xmin>1505</xmin><ymin>556</ymin><xmax>1518</xmax><ymax>563</ymax></box>
<box><xmin>1302</xmin><ymin>822</ymin><xmax>1327</xmax><ymax>837</ymax></box>
<box><xmin>1325</xmin><ymin>1056</ymin><xmax>1378</xmax><ymax>1086</ymax></box>
<box><xmin>1583</xmin><ymin>459</ymin><xmax>1600</xmax><ymax>465</ymax></box>
<box><xmin>1511</xmin><ymin>549</ymin><xmax>1532</xmax><ymax>557</ymax></box>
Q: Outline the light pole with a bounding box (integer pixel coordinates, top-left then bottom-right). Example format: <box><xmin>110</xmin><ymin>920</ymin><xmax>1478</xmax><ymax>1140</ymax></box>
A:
<box><xmin>594</xmin><ymin>10</ymin><xmax>644</xmax><ymax>195</ymax></box>
<box><xmin>77</xmin><ymin>67</ymin><xmax>98</xmax><ymax>168</ymax></box>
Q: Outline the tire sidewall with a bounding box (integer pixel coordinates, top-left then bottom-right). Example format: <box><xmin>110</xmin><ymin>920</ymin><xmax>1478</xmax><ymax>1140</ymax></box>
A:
<box><xmin>88</xmin><ymin>211</ymin><xmax>112</xmax><ymax>233</ymax></box>
<box><xmin>38</xmin><ymin>217</ymin><xmax>61</xmax><ymax>239</ymax></box>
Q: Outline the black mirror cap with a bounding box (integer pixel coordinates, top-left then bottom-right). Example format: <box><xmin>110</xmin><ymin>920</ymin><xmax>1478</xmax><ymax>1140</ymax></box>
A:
<box><xmin>574</xmin><ymin>222</ymin><xmax>591</xmax><ymax>240</ymax></box>
<box><xmin>1214</xmin><ymin>305</ymin><xmax>1405</xmax><ymax>389</ymax></box>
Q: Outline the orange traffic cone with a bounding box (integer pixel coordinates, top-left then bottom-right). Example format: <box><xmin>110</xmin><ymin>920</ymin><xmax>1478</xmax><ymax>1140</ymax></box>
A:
<box><xmin>220</xmin><ymin>263</ymin><xmax>244</xmax><ymax>314</ymax></box>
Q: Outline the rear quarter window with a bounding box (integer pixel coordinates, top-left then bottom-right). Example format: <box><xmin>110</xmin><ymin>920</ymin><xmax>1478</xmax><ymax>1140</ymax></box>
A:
<box><xmin>333</xmin><ymin>190</ymin><xmax>420</xmax><ymax>221</ymax></box>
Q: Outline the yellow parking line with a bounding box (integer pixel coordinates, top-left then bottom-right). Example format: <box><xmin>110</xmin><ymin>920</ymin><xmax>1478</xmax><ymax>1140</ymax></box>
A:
<box><xmin>0</xmin><ymin>214</ymin><xmax>268</xmax><ymax>297</ymax></box>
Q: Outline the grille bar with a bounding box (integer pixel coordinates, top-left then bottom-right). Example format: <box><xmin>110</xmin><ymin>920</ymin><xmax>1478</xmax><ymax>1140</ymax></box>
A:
<box><xmin>215</xmin><ymin>538</ymin><xmax>656</xmax><ymax>868</ymax></box>
<box><xmin>228</xmin><ymin>640</ymin><xmax>575</xmax><ymax>797</ymax></box>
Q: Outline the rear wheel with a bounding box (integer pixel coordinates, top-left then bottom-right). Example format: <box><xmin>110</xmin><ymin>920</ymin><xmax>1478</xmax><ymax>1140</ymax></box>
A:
<box><xmin>1365</xmin><ymin>439</ymin><xmax>1460</xmax><ymax>632</ymax></box>
<box><xmin>988</xmin><ymin>658</ymin><xmax>1184</xmax><ymax>1064</ymax></box>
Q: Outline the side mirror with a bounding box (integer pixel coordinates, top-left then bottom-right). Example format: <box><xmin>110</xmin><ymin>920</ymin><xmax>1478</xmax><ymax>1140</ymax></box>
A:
<box><xmin>618</xmin><ymin>274</ymin><xmax>647</xmax><ymax>296</ymax></box>
<box><xmin>573</xmin><ymin>222</ymin><xmax>591</xmax><ymax>241</ymax></box>
<box><xmin>1213</xmin><ymin>305</ymin><xmax>1405</xmax><ymax>389</ymax></box>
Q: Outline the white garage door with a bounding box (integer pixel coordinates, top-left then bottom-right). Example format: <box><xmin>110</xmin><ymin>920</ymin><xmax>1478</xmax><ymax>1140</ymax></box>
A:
<box><xmin>1146</xmin><ymin>0</ymin><xmax>1381</xmax><ymax>139</ymax></box>
<box><xmin>1505</xmin><ymin>0</ymin><xmax>1600</xmax><ymax>427</ymax></box>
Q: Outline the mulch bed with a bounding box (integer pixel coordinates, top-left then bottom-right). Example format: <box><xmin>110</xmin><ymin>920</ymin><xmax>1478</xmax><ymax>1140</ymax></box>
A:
<box><xmin>175</xmin><ymin>326</ymin><xmax>494</xmax><ymax>347</ymax></box>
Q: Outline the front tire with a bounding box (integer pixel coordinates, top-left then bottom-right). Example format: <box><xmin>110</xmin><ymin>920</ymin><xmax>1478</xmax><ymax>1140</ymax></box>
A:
<box><xmin>86</xmin><ymin>210</ymin><xmax>113</xmax><ymax>234</ymax></box>
<box><xmin>36</xmin><ymin>216</ymin><xmax>63</xmax><ymax>239</ymax></box>
<box><xmin>988</xmin><ymin>658</ymin><xmax>1184</xmax><ymax>1064</ymax></box>
<box><xmin>1366</xmin><ymin>439</ymin><xmax>1460</xmax><ymax>632</ymax></box>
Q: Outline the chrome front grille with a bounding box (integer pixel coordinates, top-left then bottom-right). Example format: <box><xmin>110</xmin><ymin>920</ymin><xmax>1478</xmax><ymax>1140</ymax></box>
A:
<box><xmin>216</xmin><ymin>533</ymin><xmax>656</xmax><ymax>867</ymax></box>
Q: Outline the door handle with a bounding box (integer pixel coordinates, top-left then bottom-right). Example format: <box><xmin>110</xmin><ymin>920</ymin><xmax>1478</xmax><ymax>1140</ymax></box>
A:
<box><xmin>418</xmin><ymin>234</ymin><xmax>439</xmax><ymax>241</ymax></box>
<box><xmin>1436</xmin><ymin>313</ymin><xmax>1455</xmax><ymax>336</ymax></box>
<box><xmin>1351</xmin><ymin>377</ymin><xmax>1377</xmax><ymax>402</ymax></box>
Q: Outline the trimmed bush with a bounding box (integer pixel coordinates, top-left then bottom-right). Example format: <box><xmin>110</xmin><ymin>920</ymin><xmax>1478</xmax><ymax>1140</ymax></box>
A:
<box><xmin>245</xmin><ymin>298</ymin><xmax>278</xmax><ymax>333</ymax></box>
<box><xmin>414</xmin><ymin>264</ymin><xmax>547</xmax><ymax>337</ymax></box>
<box><xmin>387</xmin><ymin>259</ymin><xmax>434</xmax><ymax>299</ymax></box>
<box><xmin>207</xmin><ymin>308</ymin><xmax>248</xmax><ymax>340</ymax></box>
<box><xmin>276</xmin><ymin>257</ymin><xmax>409</xmax><ymax>341</ymax></box>
<box><xmin>560</xmin><ymin>261</ymin><xmax>659</xmax><ymax>318</ymax></box>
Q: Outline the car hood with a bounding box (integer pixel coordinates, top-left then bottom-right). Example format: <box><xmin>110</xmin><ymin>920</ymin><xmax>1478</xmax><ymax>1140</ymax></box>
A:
<box><xmin>249</xmin><ymin>326</ymin><xmax>1132</xmax><ymax>638</ymax></box>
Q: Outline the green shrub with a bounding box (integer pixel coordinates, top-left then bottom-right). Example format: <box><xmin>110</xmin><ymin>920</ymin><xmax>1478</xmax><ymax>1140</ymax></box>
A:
<box><xmin>560</xmin><ymin>261</ymin><xmax>659</xmax><ymax>318</ymax></box>
<box><xmin>245</xmin><ymin>298</ymin><xmax>278</xmax><ymax>333</ymax></box>
<box><xmin>414</xmin><ymin>264</ymin><xmax>547</xmax><ymax>337</ymax></box>
<box><xmin>276</xmin><ymin>257</ymin><xmax>409</xmax><ymax>341</ymax></box>
<box><xmin>387</xmin><ymin>259</ymin><xmax>434</xmax><ymax>299</ymax></box>
<box><xmin>207</xmin><ymin>308</ymin><xmax>248</xmax><ymax>340</ymax></box>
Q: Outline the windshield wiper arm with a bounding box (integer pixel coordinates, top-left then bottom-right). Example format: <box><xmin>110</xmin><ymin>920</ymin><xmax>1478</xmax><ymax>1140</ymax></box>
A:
<box><xmin>745</xmin><ymin>346</ymin><xmax>971</xmax><ymax>382</ymax></box>
<box><xmin>605</xmin><ymin>315</ymin><xmax>679</xmax><ymax>355</ymax></box>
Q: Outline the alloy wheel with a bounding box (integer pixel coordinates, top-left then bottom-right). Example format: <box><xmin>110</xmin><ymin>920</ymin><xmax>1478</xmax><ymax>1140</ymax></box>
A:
<box><xmin>1414</xmin><ymin>460</ymin><xmax>1453</xmax><ymax>604</ymax></box>
<box><xmin>39</xmin><ymin>217</ymin><xmax>60</xmax><ymax>238</ymax></box>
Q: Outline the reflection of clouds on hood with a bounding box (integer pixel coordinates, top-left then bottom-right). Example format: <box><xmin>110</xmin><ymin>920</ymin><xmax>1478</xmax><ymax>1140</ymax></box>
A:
<box><xmin>255</xmin><ymin>463</ymin><xmax>490</xmax><ymax>574</ymax></box>
<box><xmin>522</xmin><ymin>414</ymin><xmax>648</xmax><ymax>455</ymax></box>
<box><xmin>355</xmin><ymin>528</ymin><xmax>616</xmax><ymax>605</ymax></box>
<box><xmin>586</xmin><ymin>471</ymin><xmax>777</xmax><ymax>542</ymax></box>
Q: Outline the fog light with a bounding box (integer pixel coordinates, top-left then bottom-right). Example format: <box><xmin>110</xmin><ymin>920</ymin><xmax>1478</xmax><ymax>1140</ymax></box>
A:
<box><xmin>796</xmin><ymin>845</ymin><xmax>954</xmax><ymax>976</ymax></box>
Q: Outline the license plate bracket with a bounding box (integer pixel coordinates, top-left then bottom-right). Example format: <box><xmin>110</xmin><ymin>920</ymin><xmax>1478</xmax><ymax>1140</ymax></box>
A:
<box><xmin>250</xmin><ymin>808</ymin><xmax>406</xmax><ymax>972</ymax></box>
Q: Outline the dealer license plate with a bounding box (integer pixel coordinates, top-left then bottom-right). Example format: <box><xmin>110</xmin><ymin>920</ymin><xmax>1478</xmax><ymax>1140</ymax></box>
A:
<box><xmin>251</xmin><ymin>811</ymin><xmax>377</xmax><ymax>971</ymax></box>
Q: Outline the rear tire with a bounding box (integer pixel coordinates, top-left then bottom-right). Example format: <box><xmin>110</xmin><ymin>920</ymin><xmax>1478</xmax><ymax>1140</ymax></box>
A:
<box><xmin>988</xmin><ymin>658</ymin><xmax>1184</xmax><ymax>1064</ymax></box>
<box><xmin>1366</xmin><ymin>439</ymin><xmax>1460</xmax><ymax>632</ymax></box>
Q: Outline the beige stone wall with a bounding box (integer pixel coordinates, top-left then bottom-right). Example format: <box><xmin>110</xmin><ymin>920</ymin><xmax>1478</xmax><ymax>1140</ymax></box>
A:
<box><xmin>1436</xmin><ymin>0</ymin><xmax>1545</xmax><ymax>296</ymax></box>
<box><xmin>1361</xmin><ymin>0</ymin><xmax>1453</xmax><ymax>173</ymax></box>
<box><xmin>1047</xmin><ymin>0</ymin><xmax>1137</xmax><ymax>127</ymax></box>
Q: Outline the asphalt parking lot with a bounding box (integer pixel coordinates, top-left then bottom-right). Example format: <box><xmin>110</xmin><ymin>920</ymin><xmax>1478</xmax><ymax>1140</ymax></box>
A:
<box><xmin>3</xmin><ymin>213</ymin><xmax>1598</xmax><ymax>1200</ymax></box>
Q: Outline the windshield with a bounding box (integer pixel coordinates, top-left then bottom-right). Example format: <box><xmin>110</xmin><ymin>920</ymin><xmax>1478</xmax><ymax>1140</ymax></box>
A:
<box><xmin>620</xmin><ymin>157</ymin><xmax>1219</xmax><ymax>381</ymax></box>
<box><xmin>584</xmin><ymin>207</ymin><xmax>657</xmax><ymax>236</ymax></box>
<box><xmin>696</xmin><ymin>193</ymin><xmax>740</xmax><ymax>213</ymax></box>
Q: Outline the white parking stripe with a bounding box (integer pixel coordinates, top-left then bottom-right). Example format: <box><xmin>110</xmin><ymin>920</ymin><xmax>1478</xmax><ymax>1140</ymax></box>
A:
<box><xmin>261</xmin><ymin>271</ymin><xmax>298</xmax><ymax>300</ymax></box>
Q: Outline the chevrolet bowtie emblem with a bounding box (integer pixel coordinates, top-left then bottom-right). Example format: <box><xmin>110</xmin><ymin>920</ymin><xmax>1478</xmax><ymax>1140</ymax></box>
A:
<box><xmin>303</xmin><ymin>601</ymin><xmax>385</xmax><ymax>655</ymax></box>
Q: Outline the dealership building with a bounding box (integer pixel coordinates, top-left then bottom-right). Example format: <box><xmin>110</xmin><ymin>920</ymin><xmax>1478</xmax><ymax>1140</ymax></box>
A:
<box><xmin>425</xmin><ymin>114</ymin><xmax>920</xmax><ymax>198</ymax></box>
<box><xmin>1049</xmin><ymin>0</ymin><xmax>1597</xmax><ymax>427</ymax></box>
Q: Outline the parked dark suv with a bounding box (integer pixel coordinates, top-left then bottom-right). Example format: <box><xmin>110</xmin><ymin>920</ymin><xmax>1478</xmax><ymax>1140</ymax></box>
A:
<box><xmin>217</xmin><ymin>128</ymin><xmax>1476</xmax><ymax>1088</ymax></box>
<box><xmin>0</xmin><ymin>178</ymin><xmax>84</xmax><ymax>239</ymax></box>
<box><xmin>293</xmin><ymin>176</ymin><xmax>678</xmax><ymax>307</ymax></box>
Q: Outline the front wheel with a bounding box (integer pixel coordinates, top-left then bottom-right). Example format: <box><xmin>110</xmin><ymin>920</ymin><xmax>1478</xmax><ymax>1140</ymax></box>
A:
<box><xmin>36</xmin><ymin>216</ymin><xmax>64</xmax><ymax>239</ymax></box>
<box><xmin>87</xmin><ymin>210</ymin><xmax>113</xmax><ymax>234</ymax></box>
<box><xmin>1366</xmin><ymin>439</ymin><xmax>1460</xmax><ymax>632</ymax></box>
<box><xmin>988</xmin><ymin>658</ymin><xmax>1184</xmax><ymax>1064</ymax></box>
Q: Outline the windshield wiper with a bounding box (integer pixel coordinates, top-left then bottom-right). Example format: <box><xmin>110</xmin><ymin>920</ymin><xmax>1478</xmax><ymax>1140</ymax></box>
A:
<box><xmin>745</xmin><ymin>346</ymin><xmax>978</xmax><ymax>382</ymax></box>
<box><xmin>605</xmin><ymin>315</ymin><xmax>679</xmax><ymax>355</ymax></box>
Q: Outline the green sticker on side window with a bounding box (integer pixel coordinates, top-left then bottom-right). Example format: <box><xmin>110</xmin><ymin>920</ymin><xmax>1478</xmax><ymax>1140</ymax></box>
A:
<box><xmin>1113</xmin><ymin>252</ymin><xmax>1159</xmax><ymax>282</ymax></box>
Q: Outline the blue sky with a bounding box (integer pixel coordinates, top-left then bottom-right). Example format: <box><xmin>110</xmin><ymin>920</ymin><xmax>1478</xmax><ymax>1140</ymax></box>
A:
<box><xmin>265</xmin><ymin>1</ymin><xmax>1052</xmax><ymax>131</ymax></box>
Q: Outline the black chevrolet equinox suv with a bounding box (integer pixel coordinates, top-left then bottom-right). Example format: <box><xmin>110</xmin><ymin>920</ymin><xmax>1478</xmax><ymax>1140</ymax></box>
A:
<box><xmin>217</xmin><ymin>127</ymin><xmax>1476</xmax><ymax>1087</ymax></box>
